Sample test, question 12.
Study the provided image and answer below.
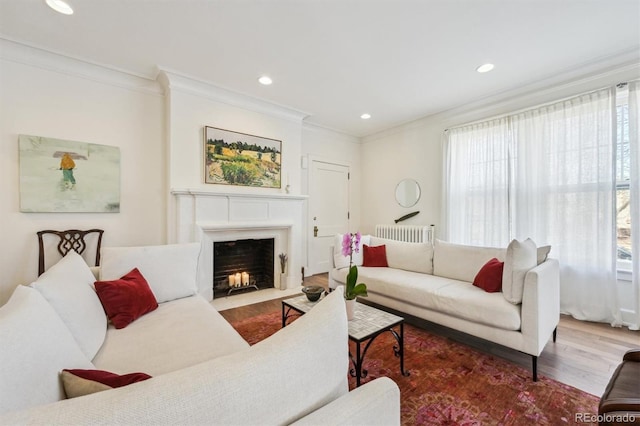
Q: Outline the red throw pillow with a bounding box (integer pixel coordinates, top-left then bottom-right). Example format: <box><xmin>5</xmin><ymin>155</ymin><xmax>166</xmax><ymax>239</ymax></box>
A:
<box><xmin>363</xmin><ymin>244</ymin><xmax>388</xmax><ymax>267</ymax></box>
<box><xmin>95</xmin><ymin>268</ymin><xmax>158</xmax><ymax>329</ymax></box>
<box><xmin>61</xmin><ymin>369</ymin><xmax>151</xmax><ymax>398</ymax></box>
<box><xmin>473</xmin><ymin>258</ymin><xmax>504</xmax><ymax>293</ymax></box>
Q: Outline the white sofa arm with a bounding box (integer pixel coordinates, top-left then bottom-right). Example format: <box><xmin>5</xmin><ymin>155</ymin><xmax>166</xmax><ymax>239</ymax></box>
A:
<box><xmin>290</xmin><ymin>377</ymin><xmax>400</xmax><ymax>426</ymax></box>
<box><xmin>328</xmin><ymin>245</ymin><xmax>343</xmax><ymax>290</ymax></box>
<box><xmin>520</xmin><ymin>258</ymin><xmax>560</xmax><ymax>355</ymax></box>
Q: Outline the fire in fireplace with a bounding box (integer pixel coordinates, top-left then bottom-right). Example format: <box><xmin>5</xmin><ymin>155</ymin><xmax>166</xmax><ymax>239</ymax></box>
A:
<box><xmin>213</xmin><ymin>238</ymin><xmax>275</xmax><ymax>298</ymax></box>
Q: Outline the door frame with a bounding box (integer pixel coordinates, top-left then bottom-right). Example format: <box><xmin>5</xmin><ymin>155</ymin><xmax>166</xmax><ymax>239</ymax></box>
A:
<box><xmin>306</xmin><ymin>155</ymin><xmax>352</xmax><ymax>276</ymax></box>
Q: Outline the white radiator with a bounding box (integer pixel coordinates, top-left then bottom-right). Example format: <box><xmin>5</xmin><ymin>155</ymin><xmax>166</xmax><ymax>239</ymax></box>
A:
<box><xmin>374</xmin><ymin>224</ymin><xmax>435</xmax><ymax>244</ymax></box>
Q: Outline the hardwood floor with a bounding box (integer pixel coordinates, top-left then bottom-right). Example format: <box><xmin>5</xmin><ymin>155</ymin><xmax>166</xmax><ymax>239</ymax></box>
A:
<box><xmin>220</xmin><ymin>274</ymin><xmax>639</xmax><ymax>397</ymax></box>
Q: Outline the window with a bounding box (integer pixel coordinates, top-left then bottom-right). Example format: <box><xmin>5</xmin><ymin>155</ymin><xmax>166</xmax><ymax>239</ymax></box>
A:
<box><xmin>616</xmin><ymin>84</ymin><xmax>632</xmax><ymax>267</ymax></box>
<box><xmin>445</xmin><ymin>82</ymin><xmax>637</xmax><ymax>327</ymax></box>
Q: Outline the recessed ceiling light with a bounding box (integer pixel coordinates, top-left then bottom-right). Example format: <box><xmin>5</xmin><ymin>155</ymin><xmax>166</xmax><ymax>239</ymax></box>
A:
<box><xmin>45</xmin><ymin>0</ymin><xmax>74</xmax><ymax>15</ymax></box>
<box><xmin>360</xmin><ymin>113</ymin><xmax>371</xmax><ymax>120</ymax></box>
<box><xmin>258</xmin><ymin>76</ymin><xmax>273</xmax><ymax>85</ymax></box>
<box><xmin>476</xmin><ymin>63</ymin><xmax>495</xmax><ymax>73</ymax></box>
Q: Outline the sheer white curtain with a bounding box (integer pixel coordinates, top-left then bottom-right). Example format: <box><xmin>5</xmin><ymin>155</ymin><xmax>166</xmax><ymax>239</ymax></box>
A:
<box><xmin>445</xmin><ymin>87</ymin><xmax>622</xmax><ymax>325</ymax></box>
<box><xmin>443</xmin><ymin>118</ymin><xmax>511</xmax><ymax>247</ymax></box>
<box><xmin>629</xmin><ymin>81</ymin><xmax>640</xmax><ymax>330</ymax></box>
<box><xmin>511</xmin><ymin>88</ymin><xmax>620</xmax><ymax>325</ymax></box>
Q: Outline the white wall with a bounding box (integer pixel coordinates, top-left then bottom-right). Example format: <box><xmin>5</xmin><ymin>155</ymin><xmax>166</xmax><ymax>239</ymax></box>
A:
<box><xmin>360</xmin><ymin>120</ymin><xmax>443</xmax><ymax>236</ymax></box>
<box><xmin>161</xmin><ymin>72</ymin><xmax>304</xmax><ymax>195</ymax></box>
<box><xmin>0</xmin><ymin>42</ymin><xmax>166</xmax><ymax>305</ymax></box>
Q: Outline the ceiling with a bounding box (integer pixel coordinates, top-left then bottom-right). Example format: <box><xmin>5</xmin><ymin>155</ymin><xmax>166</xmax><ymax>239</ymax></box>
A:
<box><xmin>1</xmin><ymin>0</ymin><xmax>639</xmax><ymax>137</ymax></box>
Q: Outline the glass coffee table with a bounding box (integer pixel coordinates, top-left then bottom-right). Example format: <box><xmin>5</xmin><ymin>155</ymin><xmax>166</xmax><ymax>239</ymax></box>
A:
<box><xmin>282</xmin><ymin>294</ymin><xmax>410</xmax><ymax>387</ymax></box>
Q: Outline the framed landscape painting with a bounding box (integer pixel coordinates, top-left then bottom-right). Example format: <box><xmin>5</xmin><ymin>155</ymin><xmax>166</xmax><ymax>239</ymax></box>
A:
<box><xmin>204</xmin><ymin>126</ymin><xmax>281</xmax><ymax>188</ymax></box>
<box><xmin>19</xmin><ymin>135</ymin><xmax>120</xmax><ymax>213</ymax></box>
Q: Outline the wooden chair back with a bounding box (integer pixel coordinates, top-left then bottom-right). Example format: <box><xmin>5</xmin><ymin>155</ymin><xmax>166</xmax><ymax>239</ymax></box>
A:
<box><xmin>37</xmin><ymin>229</ymin><xmax>104</xmax><ymax>276</ymax></box>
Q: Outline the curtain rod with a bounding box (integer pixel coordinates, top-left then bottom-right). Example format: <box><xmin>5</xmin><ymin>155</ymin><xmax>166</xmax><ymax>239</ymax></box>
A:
<box><xmin>444</xmin><ymin>80</ymin><xmax>634</xmax><ymax>133</ymax></box>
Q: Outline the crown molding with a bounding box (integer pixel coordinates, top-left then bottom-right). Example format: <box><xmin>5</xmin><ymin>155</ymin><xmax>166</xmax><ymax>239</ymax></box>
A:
<box><xmin>156</xmin><ymin>67</ymin><xmax>311</xmax><ymax>124</ymax></box>
<box><xmin>434</xmin><ymin>51</ymin><xmax>640</xmax><ymax>128</ymax></box>
<box><xmin>302</xmin><ymin>121</ymin><xmax>361</xmax><ymax>143</ymax></box>
<box><xmin>0</xmin><ymin>37</ymin><xmax>162</xmax><ymax>96</ymax></box>
<box><xmin>362</xmin><ymin>49</ymin><xmax>640</xmax><ymax>144</ymax></box>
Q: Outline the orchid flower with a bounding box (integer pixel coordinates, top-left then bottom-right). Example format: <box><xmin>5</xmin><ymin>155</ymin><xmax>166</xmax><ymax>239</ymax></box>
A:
<box><xmin>342</xmin><ymin>232</ymin><xmax>368</xmax><ymax>301</ymax></box>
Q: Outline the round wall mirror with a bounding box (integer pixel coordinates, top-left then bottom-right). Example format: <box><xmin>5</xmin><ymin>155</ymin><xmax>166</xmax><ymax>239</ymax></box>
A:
<box><xmin>395</xmin><ymin>179</ymin><xmax>421</xmax><ymax>208</ymax></box>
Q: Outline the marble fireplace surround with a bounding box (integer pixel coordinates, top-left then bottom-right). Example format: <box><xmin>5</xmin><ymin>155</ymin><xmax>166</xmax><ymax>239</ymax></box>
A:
<box><xmin>172</xmin><ymin>189</ymin><xmax>307</xmax><ymax>300</ymax></box>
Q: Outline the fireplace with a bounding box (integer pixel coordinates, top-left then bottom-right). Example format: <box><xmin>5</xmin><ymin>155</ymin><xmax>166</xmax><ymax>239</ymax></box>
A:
<box><xmin>171</xmin><ymin>189</ymin><xmax>306</xmax><ymax>300</ymax></box>
<box><xmin>213</xmin><ymin>238</ymin><xmax>274</xmax><ymax>298</ymax></box>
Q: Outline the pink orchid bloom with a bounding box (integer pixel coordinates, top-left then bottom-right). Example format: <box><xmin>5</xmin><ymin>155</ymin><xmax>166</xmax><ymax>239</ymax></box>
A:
<box><xmin>352</xmin><ymin>232</ymin><xmax>361</xmax><ymax>254</ymax></box>
<box><xmin>341</xmin><ymin>233</ymin><xmax>352</xmax><ymax>257</ymax></box>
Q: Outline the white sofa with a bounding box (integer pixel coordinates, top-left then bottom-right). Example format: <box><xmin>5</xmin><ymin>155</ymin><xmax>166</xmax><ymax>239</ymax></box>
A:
<box><xmin>330</xmin><ymin>236</ymin><xmax>560</xmax><ymax>381</ymax></box>
<box><xmin>0</xmin><ymin>243</ymin><xmax>400</xmax><ymax>425</ymax></box>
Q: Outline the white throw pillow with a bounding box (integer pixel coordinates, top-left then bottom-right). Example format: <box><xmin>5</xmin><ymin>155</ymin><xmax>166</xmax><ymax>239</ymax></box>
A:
<box><xmin>0</xmin><ymin>285</ymin><xmax>94</xmax><ymax>415</ymax></box>
<box><xmin>333</xmin><ymin>234</ymin><xmax>370</xmax><ymax>270</ymax></box>
<box><xmin>100</xmin><ymin>243</ymin><xmax>201</xmax><ymax>304</ymax></box>
<box><xmin>433</xmin><ymin>239</ymin><xmax>506</xmax><ymax>283</ymax></box>
<box><xmin>370</xmin><ymin>237</ymin><xmax>433</xmax><ymax>274</ymax></box>
<box><xmin>502</xmin><ymin>238</ymin><xmax>537</xmax><ymax>304</ymax></box>
<box><xmin>31</xmin><ymin>250</ymin><xmax>107</xmax><ymax>360</ymax></box>
<box><xmin>537</xmin><ymin>245</ymin><xmax>551</xmax><ymax>265</ymax></box>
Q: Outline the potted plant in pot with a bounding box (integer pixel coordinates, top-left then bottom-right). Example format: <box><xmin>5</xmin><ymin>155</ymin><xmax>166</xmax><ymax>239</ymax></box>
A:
<box><xmin>342</xmin><ymin>232</ymin><xmax>368</xmax><ymax>320</ymax></box>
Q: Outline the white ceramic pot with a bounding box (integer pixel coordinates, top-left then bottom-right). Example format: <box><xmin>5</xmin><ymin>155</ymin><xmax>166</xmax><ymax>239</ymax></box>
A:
<box><xmin>280</xmin><ymin>273</ymin><xmax>287</xmax><ymax>290</ymax></box>
<box><xmin>345</xmin><ymin>298</ymin><xmax>356</xmax><ymax>321</ymax></box>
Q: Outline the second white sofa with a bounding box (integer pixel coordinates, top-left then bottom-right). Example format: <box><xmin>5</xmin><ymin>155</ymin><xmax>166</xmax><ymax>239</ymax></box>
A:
<box><xmin>330</xmin><ymin>236</ymin><xmax>560</xmax><ymax>381</ymax></box>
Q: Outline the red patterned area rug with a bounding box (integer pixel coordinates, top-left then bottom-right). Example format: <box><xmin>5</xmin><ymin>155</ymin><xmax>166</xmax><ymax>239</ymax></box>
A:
<box><xmin>230</xmin><ymin>311</ymin><xmax>599</xmax><ymax>425</ymax></box>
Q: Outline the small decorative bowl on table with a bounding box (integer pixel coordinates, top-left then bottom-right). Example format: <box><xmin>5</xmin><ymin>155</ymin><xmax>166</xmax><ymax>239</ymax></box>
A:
<box><xmin>302</xmin><ymin>285</ymin><xmax>324</xmax><ymax>302</ymax></box>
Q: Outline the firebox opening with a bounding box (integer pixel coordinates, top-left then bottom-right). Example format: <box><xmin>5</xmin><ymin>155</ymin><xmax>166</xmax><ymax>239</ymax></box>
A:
<box><xmin>213</xmin><ymin>238</ymin><xmax>275</xmax><ymax>298</ymax></box>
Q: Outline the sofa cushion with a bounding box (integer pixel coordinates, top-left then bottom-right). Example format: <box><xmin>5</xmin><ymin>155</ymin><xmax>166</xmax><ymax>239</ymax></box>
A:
<box><xmin>433</xmin><ymin>239</ymin><xmax>505</xmax><ymax>283</ymax></box>
<box><xmin>61</xmin><ymin>369</ymin><xmax>152</xmax><ymax>398</ymax></box>
<box><xmin>363</xmin><ymin>244</ymin><xmax>388</xmax><ymax>267</ymax></box>
<box><xmin>30</xmin><ymin>250</ymin><xmax>107</xmax><ymax>360</ymax></box>
<box><xmin>333</xmin><ymin>267</ymin><xmax>521</xmax><ymax>331</ymax></box>
<box><xmin>333</xmin><ymin>233</ymin><xmax>371</xmax><ymax>269</ymax></box>
<box><xmin>92</xmin><ymin>295</ymin><xmax>249</xmax><ymax>376</ymax></box>
<box><xmin>473</xmin><ymin>258</ymin><xmax>504</xmax><ymax>293</ymax></box>
<box><xmin>95</xmin><ymin>268</ymin><xmax>158</xmax><ymax>329</ymax></box>
<box><xmin>0</xmin><ymin>285</ymin><xmax>95</xmax><ymax>415</ymax></box>
<box><xmin>100</xmin><ymin>243</ymin><xmax>200</xmax><ymax>304</ymax></box>
<box><xmin>502</xmin><ymin>238</ymin><xmax>537</xmax><ymax>304</ymax></box>
<box><xmin>370</xmin><ymin>236</ymin><xmax>433</xmax><ymax>274</ymax></box>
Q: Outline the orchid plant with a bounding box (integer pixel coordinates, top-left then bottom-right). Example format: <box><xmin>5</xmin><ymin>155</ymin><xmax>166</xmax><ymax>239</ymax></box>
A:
<box><xmin>342</xmin><ymin>232</ymin><xmax>368</xmax><ymax>300</ymax></box>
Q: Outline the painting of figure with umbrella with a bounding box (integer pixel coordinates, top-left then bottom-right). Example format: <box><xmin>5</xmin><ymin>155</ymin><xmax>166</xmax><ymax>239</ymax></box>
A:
<box><xmin>19</xmin><ymin>135</ymin><xmax>120</xmax><ymax>212</ymax></box>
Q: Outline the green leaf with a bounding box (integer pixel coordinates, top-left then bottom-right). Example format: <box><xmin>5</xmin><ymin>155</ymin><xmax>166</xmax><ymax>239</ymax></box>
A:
<box><xmin>353</xmin><ymin>283</ymin><xmax>368</xmax><ymax>297</ymax></box>
<box><xmin>346</xmin><ymin>265</ymin><xmax>358</xmax><ymax>289</ymax></box>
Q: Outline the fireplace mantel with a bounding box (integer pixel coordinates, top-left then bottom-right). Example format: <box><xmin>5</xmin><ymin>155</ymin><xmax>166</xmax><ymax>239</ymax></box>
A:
<box><xmin>171</xmin><ymin>188</ymin><xmax>307</xmax><ymax>201</ymax></box>
<box><xmin>197</xmin><ymin>221</ymin><xmax>295</xmax><ymax>232</ymax></box>
<box><xmin>171</xmin><ymin>189</ymin><xmax>307</xmax><ymax>300</ymax></box>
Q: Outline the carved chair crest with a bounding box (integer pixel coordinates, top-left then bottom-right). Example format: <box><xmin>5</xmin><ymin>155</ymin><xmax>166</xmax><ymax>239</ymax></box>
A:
<box><xmin>37</xmin><ymin>229</ymin><xmax>104</xmax><ymax>276</ymax></box>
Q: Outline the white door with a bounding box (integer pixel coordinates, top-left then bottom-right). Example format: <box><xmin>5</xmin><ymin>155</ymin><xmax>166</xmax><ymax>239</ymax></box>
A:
<box><xmin>309</xmin><ymin>160</ymin><xmax>350</xmax><ymax>275</ymax></box>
